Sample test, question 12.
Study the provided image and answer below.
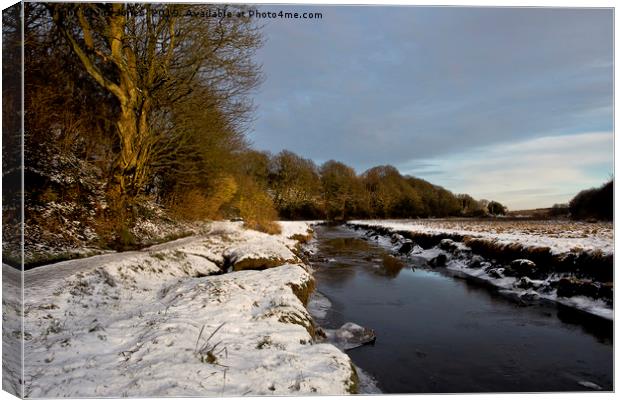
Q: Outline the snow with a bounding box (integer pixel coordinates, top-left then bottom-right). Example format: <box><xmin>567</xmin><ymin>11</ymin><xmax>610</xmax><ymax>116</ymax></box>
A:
<box><xmin>214</xmin><ymin>221</ymin><xmax>317</xmax><ymax>270</ymax></box>
<box><xmin>13</xmin><ymin>221</ymin><xmax>358</xmax><ymax>397</ymax></box>
<box><xmin>2</xmin><ymin>264</ymin><xmax>23</xmax><ymax>397</ymax></box>
<box><xmin>222</xmin><ymin>240</ymin><xmax>298</xmax><ymax>270</ymax></box>
<box><xmin>578</xmin><ymin>380</ymin><xmax>603</xmax><ymax>390</ymax></box>
<box><xmin>278</xmin><ymin>220</ymin><xmax>317</xmax><ymax>240</ymax></box>
<box><xmin>350</xmin><ymin>219</ymin><xmax>614</xmax><ymax>256</ymax></box>
<box><xmin>553</xmin><ymin>296</ymin><xmax>613</xmax><ymax>320</ymax></box>
<box><xmin>307</xmin><ymin>291</ymin><xmax>332</xmax><ymax>322</ymax></box>
<box><xmin>355</xmin><ymin>366</ymin><xmax>382</xmax><ymax>394</ymax></box>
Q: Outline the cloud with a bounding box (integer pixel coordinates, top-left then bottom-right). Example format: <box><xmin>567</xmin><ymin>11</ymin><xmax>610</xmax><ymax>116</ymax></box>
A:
<box><xmin>247</xmin><ymin>6</ymin><xmax>613</xmax><ymax>207</ymax></box>
<box><xmin>400</xmin><ymin>132</ymin><xmax>613</xmax><ymax>210</ymax></box>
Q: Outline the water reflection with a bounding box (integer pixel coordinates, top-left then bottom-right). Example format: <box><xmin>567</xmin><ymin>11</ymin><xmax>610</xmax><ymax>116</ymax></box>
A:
<box><xmin>310</xmin><ymin>225</ymin><xmax>613</xmax><ymax>393</ymax></box>
<box><xmin>378</xmin><ymin>255</ymin><xmax>405</xmax><ymax>278</ymax></box>
<box><xmin>323</xmin><ymin>237</ymin><xmax>375</xmax><ymax>253</ymax></box>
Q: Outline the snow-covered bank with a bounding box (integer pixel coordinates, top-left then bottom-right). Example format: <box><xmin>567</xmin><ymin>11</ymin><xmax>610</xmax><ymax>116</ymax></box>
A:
<box><xmin>347</xmin><ymin>220</ymin><xmax>613</xmax><ymax>321</ymax></box>
<box><xmin>349</xmin><ymin>219</ymin><xmax>613</xmax><ymax>256</ymax></box>
<box><xmin>14</xmin><ymin>221</ymin><xmax>360</xmax><ymax>397</ymax></box>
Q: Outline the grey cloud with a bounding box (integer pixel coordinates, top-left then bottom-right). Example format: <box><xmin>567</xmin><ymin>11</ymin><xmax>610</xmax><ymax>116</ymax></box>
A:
<box><xmin>248</xmin><ymin>6</ymin><xmax>612</xmax><ymax>178</ymax></box>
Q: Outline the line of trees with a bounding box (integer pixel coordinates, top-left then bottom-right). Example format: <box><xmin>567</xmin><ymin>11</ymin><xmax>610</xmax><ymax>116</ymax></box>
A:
<box><xmin>225</xmin><ymin>149</ymin><xmax>506</xmax><ymax>221</ymax></box>
<box><xmin>541</xmin><ymin>180</ymin><xmax>613</xmax><ymax>220</ymax></box>
<box><xmin>568</xmin><ymin>180</ymin><xmax>613</xmax><ymax>221</ymax></box>
<box><xmin>7</xmin><ymin>3</ymin><xmax>507</xmax><ymax>252</ymax></box>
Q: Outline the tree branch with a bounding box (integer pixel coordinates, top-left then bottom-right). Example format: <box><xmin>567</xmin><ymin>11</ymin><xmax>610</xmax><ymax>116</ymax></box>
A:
<box><xmin>53</xmin><ymin>9</ymin><xmax>123</xmax><ymax>100</ymax></box>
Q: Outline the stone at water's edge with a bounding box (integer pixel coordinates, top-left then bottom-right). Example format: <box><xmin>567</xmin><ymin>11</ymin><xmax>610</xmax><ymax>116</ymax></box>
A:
<box><xmin>323</xmin><ymin>322</ymin><xmax>377</xmax><ymax>351</ymax></box>
<box><xmin>556</xmin><ymin>277</ymin><xmax>610</xmax><ymax>302</ymax></box>
<box><xmin>506</xmin><ymin>259</ymin><xmax>540</xmax><ymax>278</ymax></box>
<box><xmin>429</xmin><ymin>253</ymin><xmax>448</xmax><ymax>267</ymax></box>
<box><xmin>398</xmin><ymin>241</ymin><xmax>415</xmax><ymax>254</ymax></box>
<box><xmin>486</xmin><ymin>267</ymin><xmax>505</xmax><ymax>279</ymax></box>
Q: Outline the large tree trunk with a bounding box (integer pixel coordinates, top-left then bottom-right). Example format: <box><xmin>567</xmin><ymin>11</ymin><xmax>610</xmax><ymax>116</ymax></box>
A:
<box><xmin>53</xmin><ymin>4</ymin><xmax>154</xmax><ymax>217</ymax></box>
<box><xmin>108</xmin><ymin>7</ymin><xmax>150</xmax><ymax>212</ymax></box>
<box><xmin>114</xmin><ymin>95</ymin><xmax>152</xmax><ymax>206</ymax></box>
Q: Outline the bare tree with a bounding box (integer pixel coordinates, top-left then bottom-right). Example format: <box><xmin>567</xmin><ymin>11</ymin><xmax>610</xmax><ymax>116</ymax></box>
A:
<box><xmin>49</xmin><ymin>3</ymin><xmax>262</xmax><ymax>216</ymax></box>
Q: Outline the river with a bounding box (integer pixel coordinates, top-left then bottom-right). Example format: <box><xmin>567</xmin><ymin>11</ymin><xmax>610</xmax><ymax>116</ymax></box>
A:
<box><xmin>310</xmin><ymin>225</ymin><xmax>613</xmax><ymax>393</ymax></box>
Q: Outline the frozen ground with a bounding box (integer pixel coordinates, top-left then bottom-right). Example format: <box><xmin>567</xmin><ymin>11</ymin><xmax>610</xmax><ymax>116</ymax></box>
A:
<box><xmin>7</xmin><ymin>221</ymin><xmax>360</xmax><ymax>397</ymax></box>
<box><xmin>349</xmin><ymin>220</ymin><xmax>613</xmax><ymax>320</ymax></box>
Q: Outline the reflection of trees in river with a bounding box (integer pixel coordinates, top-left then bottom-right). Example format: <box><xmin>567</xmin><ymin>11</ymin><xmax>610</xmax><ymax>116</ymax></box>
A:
<box><xmin>313</xmin><ymin>261</ymin><xmax>358</xmax><ymax>288</ymax></box>
<box><xmin>377</xmin><ymin>255</ymin><xmax>406</xmax><ymax>279</ymax></box>
<box><xmin>323</xmin><ymin>237</ymin><xmax>375</xmax><ymax>253</ymax></box>
<box><xmin>316</xmin><ymin>237</ymin><xmax>407</xmax><ymax>282</ymax></box>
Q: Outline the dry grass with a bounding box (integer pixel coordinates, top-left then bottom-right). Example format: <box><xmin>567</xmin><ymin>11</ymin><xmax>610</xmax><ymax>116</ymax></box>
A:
<box><xmin>392</xmin><ymin>218</ymin><xmax>613</xmax><ymax>241</ymax></box>
<box><xmin>232</xmin><ymin>257</ymin><xmax>287</xmax><ymax>272</ymax></box>
<box><xmin>346</xmin><ymin>362</ymin><xmax>360</xmax><ymax>394</ymax></box>
<box><xmin>171</xmin><ymin>176</ymin><xmax>237</xmax><ymax>221</ymax></box>
<box><xmin>287</xmin><ymin>275</ymin><xmax>316</xmax><ymax>306</ymax></box>
<box><xmin>243</xmin><ymin>220</ymin><xmax>282</xmax><ymax>235</ymax></box>
<box><xmin>236</xmin><ymin>177</ymin><xmax>282</xmax><ymax>235</ymax></box>
<box><xmin>194</xmin><ymin>323</ymin><xmax>227</xmax><ymax>365</ymax></box>
<box><xmin>289</xmin><ymin>232</ymin><xmax>313</xmax><ymax>244</ymax></box>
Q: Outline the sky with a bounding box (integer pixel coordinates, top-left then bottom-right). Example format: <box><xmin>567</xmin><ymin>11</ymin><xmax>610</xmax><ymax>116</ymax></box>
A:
<box><xmin>247</xmin><ymin>6</ymin><xmax>613</xmax><ymax>210</ymax></box>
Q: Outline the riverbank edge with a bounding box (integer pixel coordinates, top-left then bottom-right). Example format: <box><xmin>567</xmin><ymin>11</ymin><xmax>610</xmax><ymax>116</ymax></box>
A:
<box><xmin>345</xmin><ymin>221</ymin><xmax>613</xmax><ymax>321</ymax></box>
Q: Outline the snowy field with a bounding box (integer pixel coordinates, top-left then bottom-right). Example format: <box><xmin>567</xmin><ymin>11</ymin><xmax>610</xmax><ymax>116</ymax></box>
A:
<box><xmin>349</xmin><ymin>219</ymin><xmax>614</xmax><ymax>320</ymax></box>
<box><xmin>349</xmin><ymin>219</ymin><xmax>613</xmax><ymax>256</ymax></box>
<box><xmin>5</xmin><ymin>221</ymin><xmax>361</xmax><ymax>397</ymax></box>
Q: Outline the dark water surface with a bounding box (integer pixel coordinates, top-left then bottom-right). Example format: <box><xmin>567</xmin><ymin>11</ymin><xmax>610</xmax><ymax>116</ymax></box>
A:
<box><xmin>311</xmin><ymin>225</ymin><xmax>613</xmax><ymax>393</ymax></box>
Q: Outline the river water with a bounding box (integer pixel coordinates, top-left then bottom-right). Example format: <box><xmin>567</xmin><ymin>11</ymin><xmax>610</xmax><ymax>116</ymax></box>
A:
<box><xmin>310</xmin><ymin>225</ymin><xmax>613</xmax><ymax>393</ymax></box>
